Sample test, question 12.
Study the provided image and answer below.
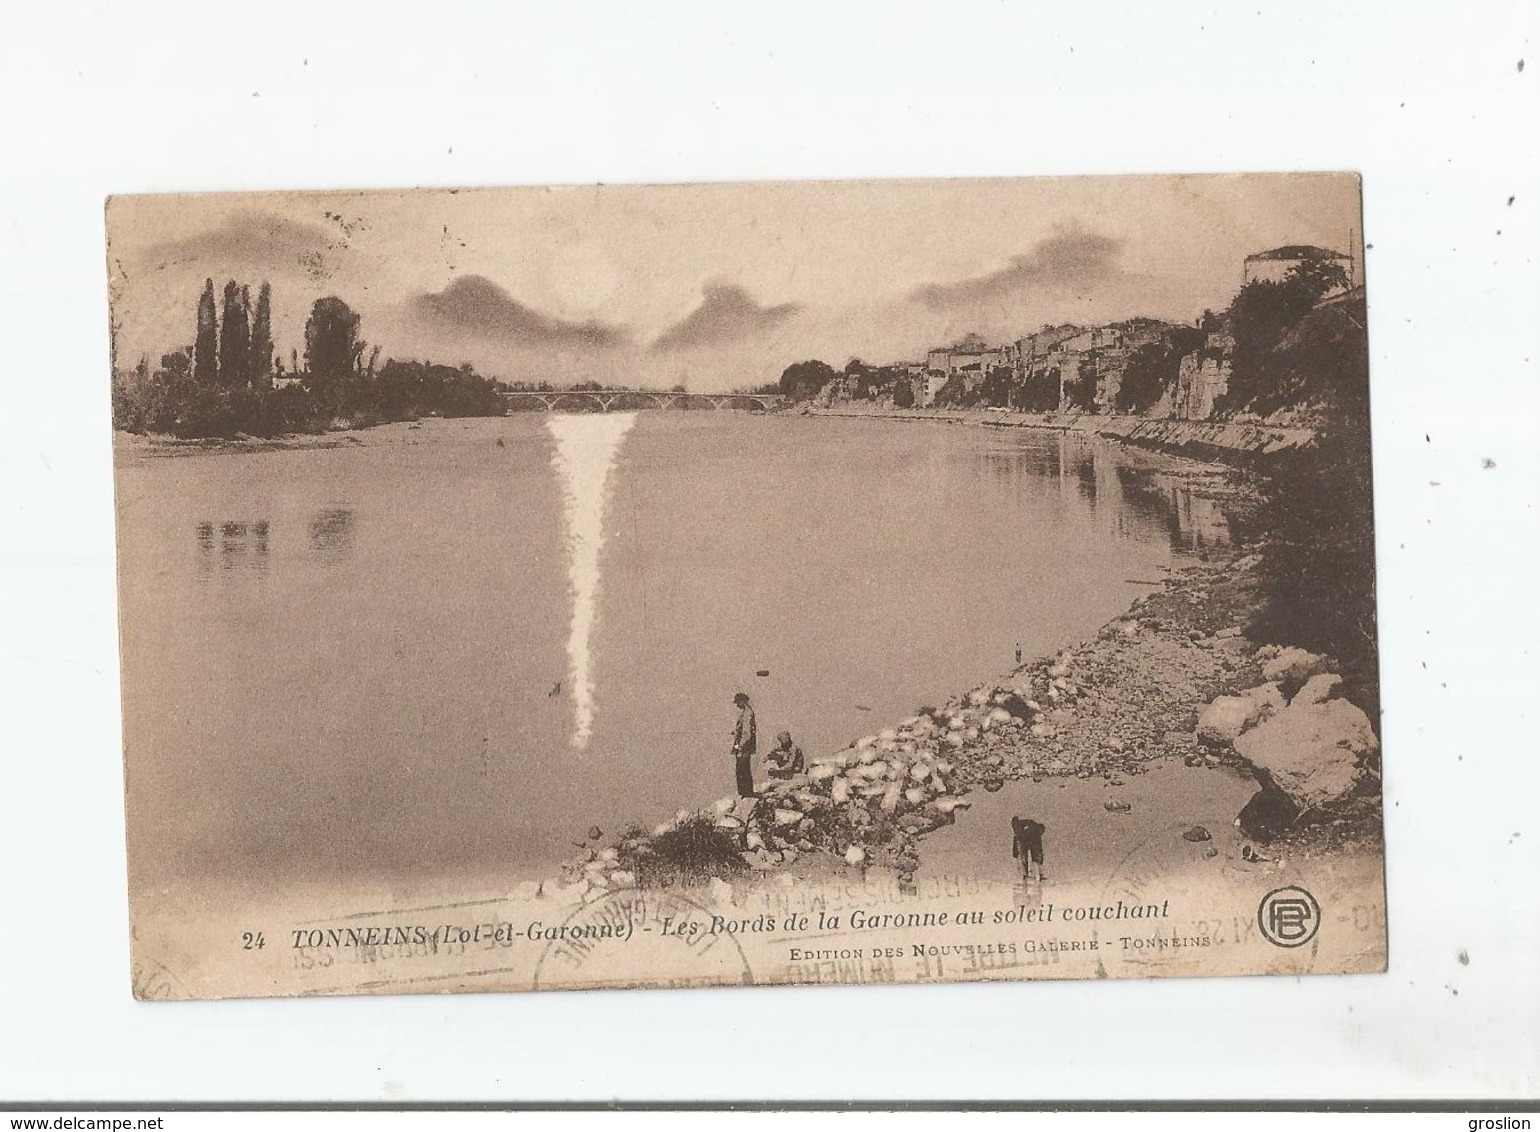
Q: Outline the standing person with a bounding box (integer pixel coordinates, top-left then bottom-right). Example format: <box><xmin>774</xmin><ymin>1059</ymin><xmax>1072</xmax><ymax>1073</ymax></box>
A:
<box><xmin>1011</xmin><ymin>817</ymin><xmax>1047</xmax><ymax>883</ymax></box>
<box><xmin>731</xmin><ymin>692</ymin><xmax>757</xmax><ymax>797</ymax></box>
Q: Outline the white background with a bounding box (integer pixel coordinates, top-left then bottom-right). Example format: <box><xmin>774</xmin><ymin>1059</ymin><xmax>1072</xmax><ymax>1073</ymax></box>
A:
<box><xmin>1</xmin><ymin>0</ymin><xmax>1536</xmax><ymax>1104</ymax></box>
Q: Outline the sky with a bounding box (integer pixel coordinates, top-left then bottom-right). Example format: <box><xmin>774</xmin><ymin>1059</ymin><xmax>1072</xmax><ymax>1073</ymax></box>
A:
<box><xmin>106</xmin><ymin>174</ymin><xmax>1363</xmax><ymax>391</ymax></box>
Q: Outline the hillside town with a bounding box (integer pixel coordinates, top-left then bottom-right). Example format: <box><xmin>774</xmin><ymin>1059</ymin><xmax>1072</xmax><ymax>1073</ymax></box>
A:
<box><xmin>790</xmin><ymin>244</ymin><xmax>1359</xmax><ymax>425</ymax></box>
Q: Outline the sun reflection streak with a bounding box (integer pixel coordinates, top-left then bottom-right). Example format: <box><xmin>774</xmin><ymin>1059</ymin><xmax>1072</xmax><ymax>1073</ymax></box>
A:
<box><xmin>545</xmin><ymin>412</ymin><xmax>637</xmax><ymax>748</ymax></box>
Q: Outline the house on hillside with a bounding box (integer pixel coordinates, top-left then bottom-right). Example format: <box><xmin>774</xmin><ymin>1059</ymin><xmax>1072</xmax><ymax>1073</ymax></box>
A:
<box><xmin>1062</xmin><ymin>326</ymin><xmax>1122</xmax><ymax>355</ymax></box>
<box><xmin>913</xmin><ymin>369</ymin><xmax>949</xmax><ymax>407</ymax></box>
<box><xmin>921</xmin><ymin>336</ymin><xmax>1010</xmax><ymax>406</ymax></box>
<box><xmin>925</xmin><ymin>340</ymin><xmax>1010</xmax><ymax>376</ymax></box>
<box><xmin>1013</xmin><ymin>324</ymin><xmax>1083</xmax><ymax>369</ymax></box>
<box><xmin>1012</xmin><ymin>320</ymin><xmax>1180</xmax><ymax>412</ymax></box>
<box><xmin>1011</xmin><ymin>324</ymin><xmax>1083</xmax><ymax>410</ymax></box>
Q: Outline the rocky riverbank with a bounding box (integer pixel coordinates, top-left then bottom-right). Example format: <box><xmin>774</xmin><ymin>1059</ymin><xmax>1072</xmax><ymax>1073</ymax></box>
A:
<box><xmin>558</xmin><ymin>541</ymin><xmax>1383</xmax><ymax>902</ymax></box>
<box><xmin>802</xmin><ymin>403</ymin><xmax>1316</xmax><ymax>459</ymax></box>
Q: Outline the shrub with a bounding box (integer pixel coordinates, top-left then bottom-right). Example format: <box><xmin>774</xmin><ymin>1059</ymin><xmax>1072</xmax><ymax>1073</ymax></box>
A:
<box><xmin>1116</xmin><ymin>328</ymin><xmax>1204</xmax><ymax>413</ymax></box>
<box><xmin>630</xmin><ymin>815</ymin><xmax>746</xmax><ymax>889</ymax></box>
<box><xmin>1016</xmin><ymin>369</ymin><xmax>1060</xmax><ymax>412</ymax></box>
<box><xmin>779</xmin><ymin>359</ymin><xmax>839</xmax><ymax>401</ymax></box>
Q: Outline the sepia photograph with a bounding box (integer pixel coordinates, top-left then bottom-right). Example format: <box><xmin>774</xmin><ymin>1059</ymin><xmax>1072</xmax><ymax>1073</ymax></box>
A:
<box><xmin>6</xmin><ymin>0</ymin><xmax>1540</xmax><ymax>1113</ymax></box>
<box><xmin>106</xmin><ymin>174</ymin><xmax>1387</xmax><ymax>999</ymax></box>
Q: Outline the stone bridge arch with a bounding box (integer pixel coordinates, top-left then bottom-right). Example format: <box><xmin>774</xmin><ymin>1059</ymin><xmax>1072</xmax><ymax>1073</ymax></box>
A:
<box><xmin>499</xmin><ymin>389</ymin><xmax>785</xmax><ymax>414</ymax></box>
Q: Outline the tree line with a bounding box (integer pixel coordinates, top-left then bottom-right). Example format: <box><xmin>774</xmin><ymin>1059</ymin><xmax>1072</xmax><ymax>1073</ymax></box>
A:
<box><xmin>112</xmin><ymin>281</ymin><xmax>506</xmax><ymax>438</ymax></box>
<box><xmin>189</xmin><ymin>279</ymin><xmax>277</xmax><ymax>388</ymax></box>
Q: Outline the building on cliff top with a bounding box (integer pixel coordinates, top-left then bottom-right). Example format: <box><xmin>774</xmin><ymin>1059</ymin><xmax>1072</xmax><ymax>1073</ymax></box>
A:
<box><xmin>919</xmin><ymin>335</ymin><xmax>1011</xmax><ymax>406</ymax></box>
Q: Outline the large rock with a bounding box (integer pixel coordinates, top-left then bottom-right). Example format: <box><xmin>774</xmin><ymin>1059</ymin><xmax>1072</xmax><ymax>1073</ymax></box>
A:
<box><xmin>1196</xmin><ymin>683</ymin><xmax>1285</xmax><ymax>747</ymax></box>
<box><xmin>899</xmin><ymin>810</ymin><xmax>950</xmax><ymax>835</ymax></box>
<box><xmin>1260</xmin><ymin>647</ymin><xmax>1329</xmax><ymax>686</ymax></box>
<box><xmin>1291</xmin><ymin>673</ymin><xmax>1343</xmax><ymax>707</ymax></box>
<box><xmin>1213</xmin><ymin>635</ymin><xmax>1256</xmax><ymax>656</ymax></box>
<box><xmin>1233</xmin><ymin>697</ymin><xmax>1378</xmax><ymax>813</ymax></box>
<box><xmin>730</xmin><ymin>797</ymin><xmax>760</xmax><ymax>824</ymax></box>
<box><xmin>994</xmin><ymin>691</ymin><xmax>1037</xmax><ymax>720</ymax></box>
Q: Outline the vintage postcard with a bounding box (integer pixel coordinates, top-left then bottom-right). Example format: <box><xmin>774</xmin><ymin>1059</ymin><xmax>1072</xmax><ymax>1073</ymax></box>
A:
<box><xmin>108</xmin><ymin>174</ymin><xmax>1385</xmax><ymax>1000</ymax></box>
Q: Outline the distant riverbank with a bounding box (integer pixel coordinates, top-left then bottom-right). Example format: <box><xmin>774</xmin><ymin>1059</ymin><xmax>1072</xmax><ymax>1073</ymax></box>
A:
<box><xmin>112</xmin><ymin>417</ymin><xmax>460</xmax><ymax>460</ymax></box>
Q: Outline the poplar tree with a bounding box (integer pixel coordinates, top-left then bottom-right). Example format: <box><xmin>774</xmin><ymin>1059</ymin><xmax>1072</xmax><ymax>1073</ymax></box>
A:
<box><xmin>249</xmin><ymin>282</ymin><xmax>274</xmax><ymax>389</ymax></box>
<box><xmin>221</xmin><ymin>281</ymin><xmax>254</xmax><ymax>387</ymax></box>
<box><xmin>193</xmin><ymin>278</ymin><xmax>219</xmax><ymax>384</ymax></box>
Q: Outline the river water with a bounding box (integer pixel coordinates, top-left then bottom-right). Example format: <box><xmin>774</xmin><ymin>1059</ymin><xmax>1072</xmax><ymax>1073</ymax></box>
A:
<box><xmin>115</xmin><ymin>413</ymin><xmax>1230</xmax><ymax>896</ymax></box>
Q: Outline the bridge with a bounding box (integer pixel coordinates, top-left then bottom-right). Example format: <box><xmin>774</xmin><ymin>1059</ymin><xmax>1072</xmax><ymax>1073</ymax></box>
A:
<box><xmin>500</xmin><ymin>389</ymin><xmax>786</xmax><ymax>413</ymax></box>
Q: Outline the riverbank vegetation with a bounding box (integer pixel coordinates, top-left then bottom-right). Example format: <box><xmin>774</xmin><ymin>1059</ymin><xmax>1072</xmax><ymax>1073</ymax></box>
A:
<box><xmin>1236</xmin><ymin>291</ymin><xmax>1377</xmax><ymax>719</ymax></box>
<box><xmin>1114</xmin><ymin>328</ymin><xmax>1206</xmax><ymax>413</ymax></box>
<box><xmin>616</xmin><ymin>815</ymin><xmax>747</xmax><ymax>889</ymax></box>
<box><xmin>111</xmin><ymin>280</ymin><xmax>506</xmax><ymax>439</ymax></box>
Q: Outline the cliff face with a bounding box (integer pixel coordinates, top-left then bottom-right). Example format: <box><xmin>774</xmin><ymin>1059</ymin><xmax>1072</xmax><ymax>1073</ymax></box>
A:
<box><xmin>1150</xmin><ymin>286</ymin><xmax>1366</xmax><ymax>426</ymax></box>
<box><xmin>1159</xmin><ymin>354</ymin><xmax>1233</xmax><ymax>421</ymax></box>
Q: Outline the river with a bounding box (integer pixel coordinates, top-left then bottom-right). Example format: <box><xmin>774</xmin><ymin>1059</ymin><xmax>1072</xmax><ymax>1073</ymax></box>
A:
<box><xmin>114</xmin><ymin>413</ymin><xmax>1231</xmax><ymax>898</ymax></box>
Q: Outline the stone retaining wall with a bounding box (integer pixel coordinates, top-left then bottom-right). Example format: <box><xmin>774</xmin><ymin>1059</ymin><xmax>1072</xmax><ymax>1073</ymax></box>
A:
<box><xmin>807</xmin><ymin>405</ymin><xmax>1315</xmax><ymax>457</ymax></box>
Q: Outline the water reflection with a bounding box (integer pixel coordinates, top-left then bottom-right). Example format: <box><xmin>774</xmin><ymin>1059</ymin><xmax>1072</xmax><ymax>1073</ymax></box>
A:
<box><xmin>308</xmin><ymin>508</ymin><xmax>356</xmax><ymax>557</ymax></box>
<box><xmin>1170</xmin><ymin>492</ymin><xmax>1232</xmax><ymax>551</ymax></box>
<box><xmin>1075</xmin><ymin>450</ymin><xmax>1099</xmax><ymax>509</ymax></box>
<box><xmin>545</xmin><ymin>412</ymin><xmax>638</xmax><ymax>749</ymax></box>
<box><xmin>968</xmin><ymin>435</ymin><xmax>1231</xmax><ymax>553</ymax></box>
<box><xmin>1113</xmin><ymin>465</ymin><xmax>1233</xmax><ymax>551</ymax></box>
<box><xmin>1012</xmin><ymin>878</ymin><xmax>1046</xmax><ymax>909</ymax></box>
<box><xmin>196</xmin><ymin>518</ymin><xmax>270</xmax><ymax>577</ymax></box>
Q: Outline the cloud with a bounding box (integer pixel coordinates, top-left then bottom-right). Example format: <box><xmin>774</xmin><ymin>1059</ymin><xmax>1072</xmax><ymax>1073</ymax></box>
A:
<box><xmin>910</xmin><ymin>227</ymin><xmax>1125</xmax><ymax>310</ymax></box>
<box><xmin>410</xmin><ymin>275</ymin><xmax>628</xmax><ymax>348</ymax></box>
<box><xmin>140</xmin><ymin>209</ymin><xmax>337</xmax><ymax>281</ymax></box>
<box><xmin>651</xmin><ymin>282</ymin><xmax>801</xmax><ymax>352</ymax></box>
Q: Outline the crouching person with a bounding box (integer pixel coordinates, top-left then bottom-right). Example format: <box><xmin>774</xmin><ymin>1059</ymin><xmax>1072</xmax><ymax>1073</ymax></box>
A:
<box><xmin>766</xmin><ymin>730</ymin><xmax>805</xmax><ymax>780</ymax></box>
